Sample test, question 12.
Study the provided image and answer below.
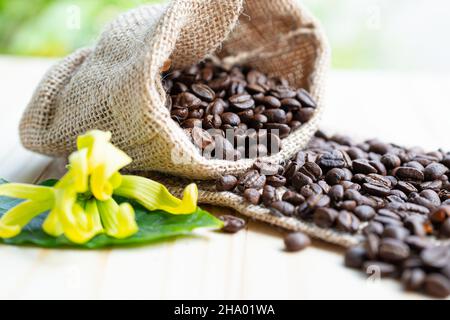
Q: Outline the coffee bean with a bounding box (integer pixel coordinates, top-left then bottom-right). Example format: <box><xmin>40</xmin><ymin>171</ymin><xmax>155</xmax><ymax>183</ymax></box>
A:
<box><xmin>441</xmin><ymin>219</ymin><xmax>450</xmax><ymax>237</ymax></box>
<box><xmin>424</xmin><ymin>163</ymin><xmax>448</xmax><ymax>181</ymax></box>
<box><xmin>381</xmin><ymin>153</ymin><xmax>401</xmax><ymax>169</ymax></box>
<box><xmin>296</xmin><ymin>89</ymin><xmax>316</xmax><ymax>109</ymax></box>
<box><xmin>262</xmin><ymin>96</ymin><xmax>281</xmax><ymax>108</ymax></box>
<box><xmin>264</xmin><ymin>109</ymin><xmax>286</xmax><ymax>123</ymax></box>
<box><xmin>314</xmin><ymin>207</ymin><xmax>338</xmax><ymax>228</ymax></box>
<box><xmin>352</xmin><ymin>160</ymin><xmax>378</xmax><ymax>174</ymax></box>
<box><xmin>362</xmin><ymin>183</ymin><xmax>391</xmax><ymax>197</ymax></box>
<box><xmin>336</xmin><ymin>210</ymin><xmax>360</xmax><ymax>233</ymax></box>
<box><xmin>191</xmin><ymin>83</ymin><xmax>215</xmax><ymax>101</ymax></box>
<box><xmin>325</xmin><ymin>168</ymin><xmax>347</xmax><ymax>185</ymax></box>
<box><xmin>238</xmin><ymin>170</ymin><xmax>266</xmax><ymax>191</ymax></box>
<box><xmin>282</xmin><ymin>190</ymin><xmax>305</xmax><ymax>206</ymax></box>
<box><xmin>402</xmin><ymin>269</ymin><xmax>426</xmax><ymax>291</ymax></box>
<box><xmin>266</xmin><ymin>174</ymin><xmax>286</xmax><ymax>187</ymax></box>
<box><xmin>382</xmin><ymin>226</ymin><xmax>410</xmax><ymax>241</ymax></box>
<box><xmin>243</xmin><ymin>188</ymin><xmax>261</xmax><ymax>205</ymax></box>
<box><xmin>379</xmin><ymin>238</ymin><xmax>410</xmax><ymax>262</ymax></box>
<box><xmin>300</xmin><ymin>162</ymin><xmax>322</xmax><ymax>181</ymax></box>
<box><xmin>317</xmin><ymin>150</ymin><xmax>351</xmax><ymax>169</ymax></box>
<box><xmin>354</xmin><ymin>205</ymin><xmax>376</xmax><ymax>221</ymax></box>
<box><xmin>191</xmin><ymin>127</ymin><xmax>214</xmax><ymax>149</ymax></box>
<box><xmin>345</xmin><ymin>246</ymin><xmax>367</xmax><ymax>269</ymax></box>
<box><xmin>221</xmin><ymin>112</ymin><xmax>241</xmax><ymax>126</ymax></box>
<box><xmin>262</xmin><ymin>185</ymin><xmax>277</xmax><ymax>205</ymax></box>
<box><xmin>363</xmin><ymin>221</ymin><xmax>384</xmax><ymax>237</ymax></box>
<box><xmin>421</xmin><ymin>246</ymin><xmax>450</xmax><ymax>269</ymax></box>
<box><xmin>216</xmin><ymin>175</ymin><xmax>238</xmax><ymax>191</ymax></box>
<box><xmin>284</xmin><ymin>232</ymin><xmax>311</xmax><ymax>252</ymax></box>
<box><xmin>219</xmin><ymin>215</ymin><xmax>246</xmax><ymax>233</ymax></box>
<box><xmin>271</xmin><ymin>201</ymin><xmax>295</xmax><ymax>216</ymax></box>
<box><xmin>395</xmin><ymin>166</ymin><xmax>425</xmax><ymax>181</ymax></box>
<box><xmin>328</xmin><ymin>184</ymin><xmax>344</xmax><ymax>201</ymax></box>
<box><xmin>292</xmin><ymin>172</ymin><xmax>313</xmax><ymax>191</ymax></box>
<box><xmin>176</xmin><ymin>92</ymin><xmax>202</xmax><ymax>109</ymax></box>
<box><xmin>424</xmin><ymin>274</ymin><xmax>450</xmax><ymax>298</ymax></box>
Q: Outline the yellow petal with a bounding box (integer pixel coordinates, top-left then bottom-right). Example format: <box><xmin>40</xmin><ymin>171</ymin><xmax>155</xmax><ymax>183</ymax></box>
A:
<box><xmin>0</xmin><ymin>222</ymin><xmax>20</xmax><ymax>238</ymax></box>
<box><xmin>114</xmin><ymin>175</ymin><xmax>198</xmax><ymax>215</ymax></box>
<box><xmin>77</xmin><ymin>130</ymin><xmax>111</xmax><ymax>170</ymax></box>
<box><xmin>0</xmin><ymin>199</ymin><xmax>53</xmax><ymax>238</ymax></box>
<box><xmin>67</xmin><ymin>148</ymin><xmax>89</xmax><ymax>193</ymax></box>
<box><xmin>96</xmin><ymin>198</ymin><xmax>138</xmax><ymax>239</ymax></box>
<box><xmin>43</xmin><ymin>209</ymin><xmax>64</xmax><ymax>237</ymax></box>
<box><xmin>85</xmin><ymin>199</ymin><xmax>104</xmax><ymax>236</ymax></box>
<box><xmin>0</xmin><ymin>183</ymin><xmax>54</xmax><ymax>201</ymax></box>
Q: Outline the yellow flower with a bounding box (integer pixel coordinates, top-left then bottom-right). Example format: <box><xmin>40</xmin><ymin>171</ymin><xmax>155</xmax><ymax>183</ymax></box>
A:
<box><xmin>0</xmin><ymin>130</ymin><xmax>198</xmax><ymax>244</ymax></box>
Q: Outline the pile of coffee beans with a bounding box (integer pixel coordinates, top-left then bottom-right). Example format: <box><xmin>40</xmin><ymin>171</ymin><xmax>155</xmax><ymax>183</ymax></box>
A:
<box><xmin>162</xmin><ymin>59</ymin><xmax>317</xmax><ymax>160</ymax></box>
<box><xmin>215</xmin><ymin>130</ymin><xmax>450</xmax><ymax>297</ymax></box>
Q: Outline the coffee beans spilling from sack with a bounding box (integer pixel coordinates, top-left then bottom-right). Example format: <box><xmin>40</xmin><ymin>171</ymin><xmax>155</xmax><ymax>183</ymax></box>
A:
<box><xmin>163</xmin><ymin>59</ymin><xmax>317</xmax><ymax>160</ymax></box>
<box><xmin>216</xmin><ymin>130</ymin><xmax>450</xmax><ymax>297</ymax></box>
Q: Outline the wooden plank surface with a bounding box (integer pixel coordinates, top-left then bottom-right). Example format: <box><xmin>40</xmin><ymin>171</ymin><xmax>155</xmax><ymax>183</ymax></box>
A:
<box><xmin>0</xmin><ymin>56</ymin><xmax>449</xmax><ymax>300</ymax></box>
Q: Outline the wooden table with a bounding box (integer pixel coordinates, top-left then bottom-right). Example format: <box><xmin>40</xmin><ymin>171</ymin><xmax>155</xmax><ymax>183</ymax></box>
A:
<box><xmin>1</xmin><ymin>56</ymin><xmax>449</xmax><ymax>299</ymax></box>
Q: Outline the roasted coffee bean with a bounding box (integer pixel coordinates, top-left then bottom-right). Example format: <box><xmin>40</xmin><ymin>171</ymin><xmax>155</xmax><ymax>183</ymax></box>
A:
<box><xmin>271</xmin><ymin>201</ymin><xmax>295</xmax><ymax>216</ymax></box>
<box><xmin>354</xmin><ymin>205</ymin><xmax>376</xmax><ymax>221</ymax></box>
<box><xmin>300</xmin><ymin>162</ymin><xmax>322</xmax><ymax>181</ymax></box>
<box><xmin>238</xmin><ymin>170</ymin><xmax>266</xmax><ymax>191</ymax></box>
<box><xmin>396</xmin><ymin>181</ymin><xmax>418</xmax><ymax>194</ymax></box>
<box><xmin>404</xmin><ymin>216</ymin><xmax>426</xmax><ymax>237</ymax></box>
<box><xmin>424</xmin><ymin>274</ymin><xmax>450</xmax><ymax>298</ymax></box>
<box><xmin>284</xmin><ymin>232</ymin><xmax>311</xmax><ymax>252</ymax></box>
<box><xmin>345</xmin><ymin>246</ymin><xmax>367</xmax><ymax>269</ymax></box>
<box><xmin>441</xmin><ymin>219</ymin><xmax>450</xmax><ymax>237</ymax></box>
<box><xmin>402</xmin><ymin>269</ymin><xmax>426</xmax><ymax>291</ymax></box>
<box><xmin>266</xmin><ymin>174</ymin><xmax>286</xmax><ymax>187</ymax></box>
<box><xmin>191</xmin><ymin>83</ymin><xmax>215</xmax><ymax>101</ymax></box>
<box><xmin>395</xmin><ymin>166</ymin><xmax>425</xmax><ymax>181</ymax></box>
<box><xmin>216</xmin><ymin>175</ymin><xmax>238</xmax><ymax>191</ymax></box>
<box><xmin>317</xmin><ymin>150</ymin><xmax>351</xmax><ymax>169</ymax></box>
<box><xmin>294</xmin><ymin>108</ymin><xmax>315</xmax><ymax>123</ymax></box>
<box><xmin>314</xmin><ymin>207</ymin><xmax>338</xmax><ymax>228</ymax></box>
<box><xmin>325</xmin><ymin>168</ymin><xmax>347</xmax><ymax>185</ymax></box>
<box><xmin>421</xmin><ymin>246</ymin><xmax>450</xmax><ymax>269</ymax></box>
<box><xmin>352</xmin><ymin>160</ymin><xmax>377</xmax><ymax>174</ymax></box>
<box><xmin>262</xmin><ymin>185</ymin><xmax>277</xmax><ymax>205</ymax></box>
<box><xmin>362</xmin><ymin>183</ymin><xmax>391</xmax><ymax>197</ymax></box>
<box><xmin>292</xmin><ymin>172</ymin><xmax>313</xmax><ymax>191</ymax></box>
<box><xmin>262</xmin><ymin>96</ymin><xmax>281</xmax><ymax>109</ymax></box>
<box><xmin>301</xmin><ymin>184</ymin><xmax>323</xmax><ymax>198</ymax></box>
<box><xmin>182</xmin><ymin>118</ymin><xmax>202</xmax><ymax>128</ymax></box>
<box><xmin>219</xmin><ymin>215</ymin><xmax>246</xmax><ymax>233</ymax></box>
<box><xmin>365</xmin><ymin>233</ymin><xmax>380</xmax><ymax>260</ymax></box>
<box><xmin>265</xmin><ymin>123</ymin><xmax>291</xmax><ymax>139</ymax></box>
<box><xmin>336</xmin><ymin>210</ymin><xmax>360</xmax><ymax>233</ymax></box>
<box><xmin>379</xmin><ymin>238</ymin><xmax>410</xmax><ymax>262</ymax></box>
<box><xmin>264</xmin><ymin>109</ymin><xmax>286</xmax><ymax>123</ymax></box>
<box><xmin>282</xmin><ymin>190</ymin><xmax>305</xmax><ymax>206</ymax></box>
<box><xmin>382</xmin><ymin>226</ymin><xmax>410</xmax><ymax>241</ymax></box>
<box><xmin>296</xmin><ymin>89</ymin><xmax>316</xmax><ymax>109</ymax></box>
<box><xmin>363</xmin><ymin>221</ymin><xmax>384</xmax><ymax>237</ymax></box>
<box><xmin>243</xmin><ymin>188</ymin><xmax>261</xmax><ymax>205</ymax></box>
<box><xmin>328</xmin><ymin>184</ymin><xmax>344</xmax><ymax>201</ymax></box>
<box><xmin>405</xmin><ymin>236</ymin><xmax>431</xmax><ymax>252</ymax></box>
<box><xmin>221</xmin><ymin>112</ymin><xmax>241</xmax><ymax>126</ymax></box>
<box><xmin>176</xmin><ymin>92</ymin><xmax>202</xmax><ymax>109</ymax></box>
<box><xmin>381</xmin><ymin>153</ymin><xmax>401</xmax><ymax>169</ymax></box>
<box><xmin>424</xmin><ymin>163</ymin><xmax>448</xmax><ymax>181</ymax></box>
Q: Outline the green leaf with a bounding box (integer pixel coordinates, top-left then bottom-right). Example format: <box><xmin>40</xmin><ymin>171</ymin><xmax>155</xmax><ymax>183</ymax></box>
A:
<box><xmin>0</xmin><ymin>179</ymin><xmax>223</xmax><ymax>248</ymax></box>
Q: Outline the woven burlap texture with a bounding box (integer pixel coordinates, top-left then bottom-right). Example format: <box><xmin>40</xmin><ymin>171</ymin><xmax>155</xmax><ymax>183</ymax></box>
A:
<box><xmin>19</xmin><ymin>0</ymin><xmax>330</xmax><ymax>179</ymax></box>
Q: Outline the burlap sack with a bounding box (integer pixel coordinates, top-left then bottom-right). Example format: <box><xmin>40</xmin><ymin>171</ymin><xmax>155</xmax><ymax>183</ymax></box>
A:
<box><xmin>19</xmin><ymin>0</ymin><xmax>330</xmax><ymax>179</ymax></box>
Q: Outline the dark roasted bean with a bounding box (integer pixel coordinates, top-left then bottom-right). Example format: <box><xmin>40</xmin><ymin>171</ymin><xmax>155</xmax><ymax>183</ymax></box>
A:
<box><xmin>424</xmin><ymin>274</ymin><xmax>450</xmax><ymax>298</ymax></box>
<box><xmin>402</xmin><ymin>269</ymin><xmax>426</xmax><ymax>291</ymax></box>
<box><xmin>216</xmin><ymin>175</ymin><xmax>238</xmax><ymax>191</ymax></box>
<box><xmin>328</xmin><ymin>184</ymin><xmax>344</xmax><ymax>201</ymax></box>
<box><xmin>421</xmin><ymin>246</ymin><xmax>450</xmax><ymax>269</ymax></box>
<box><xmin>395</xmin><ymin>166</ymin><xmax>425</xmax><ymax>181</ymax></box>
<box><xmin>354</xmin><ymin>205</ymin><xmax>376</xmax><ymax>221</ymax></box>
<box><xmin>352</xmin><ymin>159</ymin><xmax>377</xmax><ymax>174</ymax></box>
<box><xmin>345</xmin><ymin>246</ymin><xmax>367</xmax><ymax>269</ymax></box>
<box><xmin>379</xmin><ymin>238</ymin><xmax>410</xmax><ymax>262</ymax></box>
<box><xmin>219</xmin><ymin>215</ymin><xmax>246</xmax><ymax>233</ymax></box>
<box><xmin>282</xmin><ymin>190</ymin><xmax>305</xmax><ymax>205</ymax></box>
<box><xmin>314</xmin><ymin>207</ymin><xmax>338</xmax><ymax>228</ymax></box>
<box><xmin>271</xmin><ymin>201</ymin><xmax>295</xmax><ymax>216</ymax></box>
<box><xmin>382</xmin><ymin>226</ymin><xmax>410</xmax><ymax>241</ymax></box>
<box><xmin>238</xmin><ymin>170</ymin><xmax>266</xmax><ymax>191</ymax></box>
<box><xmin>262</xmin><ymin>185</ymin><xmax>277</xmax><ymax>205</ymax></box>
<box><xmin>284</xmin><ymin>232</ymin><xmax>311</xmax><ymax>252</ymax></box>
<box><xmin>243</xmin><ymin>188</ymin><xmax>261</xmax><ymax>205</ymax></box>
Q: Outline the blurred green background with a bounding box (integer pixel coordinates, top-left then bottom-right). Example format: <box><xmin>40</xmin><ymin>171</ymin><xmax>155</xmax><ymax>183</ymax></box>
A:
<box><xmin>1</xmin><ymin>0</ymin><xmax>449</xmax><ymax>72</ymax></box>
